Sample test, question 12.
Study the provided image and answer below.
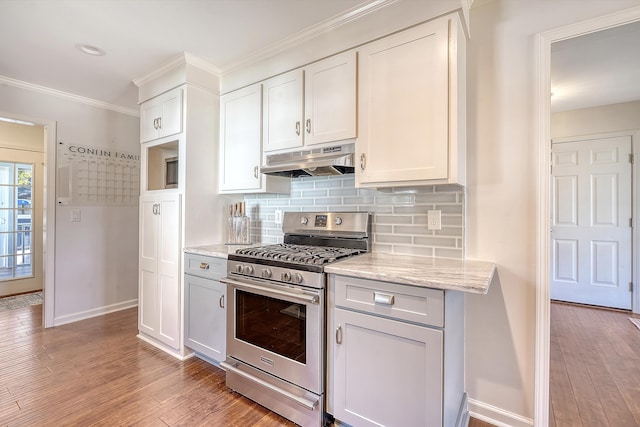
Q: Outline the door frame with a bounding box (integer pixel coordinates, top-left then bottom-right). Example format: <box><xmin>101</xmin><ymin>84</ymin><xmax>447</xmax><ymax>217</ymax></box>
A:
<box><xmin>535</xmin><ymin>6</ymin><xmax>640</xmax><ymax>425</ymax></box>
<box><xmin>0</xmin><ymin>111</ymin><xmax>56</xmax><ymax>328</ymax></box>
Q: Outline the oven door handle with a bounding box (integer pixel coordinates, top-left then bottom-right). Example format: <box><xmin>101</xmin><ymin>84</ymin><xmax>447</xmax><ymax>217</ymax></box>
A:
<box><xmin>221</xmin><ymin>277</ymin><xmax>320</xmax><ymax>305</ymax></box>
<box><xmin>221</xmin><ymin>360</ymin><xmax>319</xmax><ymax>411</ymax></box>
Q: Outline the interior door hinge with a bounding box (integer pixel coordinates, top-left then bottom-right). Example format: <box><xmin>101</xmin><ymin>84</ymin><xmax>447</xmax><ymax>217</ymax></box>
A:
<box><xmin>629</xmin><ymin>153</ymin><xmax>634</xmax><ymax>164</ymax></box>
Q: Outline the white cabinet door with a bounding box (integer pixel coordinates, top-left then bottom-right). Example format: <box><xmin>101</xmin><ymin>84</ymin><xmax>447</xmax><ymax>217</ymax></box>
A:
<box><xmin>138</xmin><ymin>195</ymin><xmax>159</xmax><ymax>336</ymax></box>
<box><xmin>356</xmin><ymin>17</ymin><xmax>450</xmax><ymax>186</ymax></box>
<box><xmin>185</xmin><ymin>274</ymin><xmax>226</xmax><ymax>362</ymax></box>
<box><xmin>304</xmin><ymin>51</ymin><xmax>357</xmax><ymax>146</ymax></box>
<box><xmin>219</xmin><ymin>84</ymin><xmax>263</xmax><ymax>192</ymax></box>
<box><xmin>138</xmin><ymin>193</ymin><xmax>182</xmax><ymax>349</ymax></box>
<box><xmin>140</xmin><ymin>89</ymin><xmax>183</xmax><ymax>143</ymax></box>
<box><xmin>262</xmin><ymin>69</ymin><xmax>304</xmax><ymax>152</ymax></box>
<box><xmin>332</xmin><ymin>307</ymin><xmax>443</xmax><ymax>427</ymax></box>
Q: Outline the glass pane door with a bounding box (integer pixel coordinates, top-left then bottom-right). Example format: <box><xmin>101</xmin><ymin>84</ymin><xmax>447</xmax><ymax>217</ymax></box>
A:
<box><xmin>0</xmin><ymin>162</ymin><xmax>33</xmax><ymax>280</ymax></box>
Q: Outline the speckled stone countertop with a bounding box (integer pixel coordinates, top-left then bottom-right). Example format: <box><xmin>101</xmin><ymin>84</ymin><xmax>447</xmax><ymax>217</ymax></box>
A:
<box><xmin>324</xmin><ymin>253</ymin><xmax>496</xmax><ymax>294</ymax></box>
<box><xmin>184</xmin><ymin>243</ymin><xmax>257</xmax><ymax>259</ymax></box>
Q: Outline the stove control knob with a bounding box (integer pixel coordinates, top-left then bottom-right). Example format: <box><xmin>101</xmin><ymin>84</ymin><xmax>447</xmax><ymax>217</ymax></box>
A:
<box><xmin>282</xmin><ymin>271</ymin><xmax>292</xmax><ymax>282</ymax></box>
<box><xmin>235</xmin><ymin>264</ymin><xmax>243</xmax><ymax>273</ymax></box>
<box><xmin>292</xmin><ymin>273</ymin><xmax>303</xmax><ymax>284</ymax></box>
<box><xmin>243</xmin><ymin>265</ymin><xmax>254</xmax><ymax>275</ymax></box>
<box><xmin>300</xmin><ymin>216</ymin><xmax>309</xmax><ymax>225</ymax></box>
<box><xmin>261</xmin><ymin>268</ymin><xmax>272</xmax><ymax>279</ymax></box>
<box><xmin>335</xmin><ymin>217</ymin><xmax>343</xmax><ymax>226</ymax></box>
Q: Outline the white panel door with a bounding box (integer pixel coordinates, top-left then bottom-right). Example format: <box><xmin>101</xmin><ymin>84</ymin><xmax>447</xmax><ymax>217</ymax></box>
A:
<box><xmin>551</xmin><ymin>136</ymin><xmax>632</xmax><ymax>309</ymax></box>
<box><xmin>157</xmin><ymin>193</ymin><xmax>181</xmax><ymax>349</ymax></box>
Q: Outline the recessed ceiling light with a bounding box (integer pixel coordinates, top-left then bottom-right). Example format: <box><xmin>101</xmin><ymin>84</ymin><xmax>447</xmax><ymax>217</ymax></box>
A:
<box><xmin>76</xmin><ymin>43</ymin><xmax>106</xmax><ymax>56</ymax></box>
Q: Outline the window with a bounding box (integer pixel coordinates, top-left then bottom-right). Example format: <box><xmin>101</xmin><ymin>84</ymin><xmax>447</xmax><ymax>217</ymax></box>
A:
<box><xmin>0</xmin><ymin>162</ymin><xmax>33</xmax><ymax>279</ymax></box>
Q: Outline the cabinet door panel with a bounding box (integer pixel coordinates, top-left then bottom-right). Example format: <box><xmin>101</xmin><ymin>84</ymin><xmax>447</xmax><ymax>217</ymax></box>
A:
<box><xmin>160</xmin><ymin>92</ymin><xmax>183</xmax><ymax>138</ymax></box>
<box><xmin>185</xmin><ymin>274</ymin><xmax>226</xmax><ymax>362</ymax></box>
<box><xmin>263</xmin><ymin>69</ymin><xmax>304</xmax><ymax>152</ymax></box>
<box><xmin>332</xmin><ymin>308</ymin><xmax>443</xmax><ymax>427</ymax></box>
<box><xmin>304</xmin><ymin>52</ymin><xmax>357</xmax><ymax>145</ymax></box>
<box><xmin>220</xmin><ymin>84</ymin><xmax>263</xmax><ymax>191</ymax></box>
<box><xmin>357</xmin><ymin>19</ymin><xmax>449</xmax><ymax>185</ymax></box>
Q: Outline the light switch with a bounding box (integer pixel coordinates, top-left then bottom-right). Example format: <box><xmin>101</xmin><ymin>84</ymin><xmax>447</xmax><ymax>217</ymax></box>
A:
<box><xmin>71</xmin><ymin>209</ymin><xmax>81</xmax><ymax>222</ymax></box>
<box><xmin>427</xmin><ymin>210</ymin><xmax>441</xmax><ymax>230</ymax></box>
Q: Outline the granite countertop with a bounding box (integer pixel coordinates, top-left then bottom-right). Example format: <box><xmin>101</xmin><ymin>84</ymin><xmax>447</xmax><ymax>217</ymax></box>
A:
<box><xmin>184</xmin><ymin>243</ymin><xmax>257</xmax><ymax>259</ymax></box>
<box><xmin>324</xmin><ymin>253</ymin><xmax>496</xmax><ymax>294</ymax></box>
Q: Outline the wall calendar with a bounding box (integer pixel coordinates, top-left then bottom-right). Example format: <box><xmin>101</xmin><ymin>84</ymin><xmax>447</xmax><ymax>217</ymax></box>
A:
<box><xmin>57</xmin><ymin>142</ymin><xmax>140</xmax><ymax>206</ymax></box>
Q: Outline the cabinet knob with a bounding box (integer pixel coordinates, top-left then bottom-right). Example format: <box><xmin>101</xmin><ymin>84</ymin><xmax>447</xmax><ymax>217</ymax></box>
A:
<box><xmin>360</xmin><ymin>153</ymin><xmax>366</xmax><ymax>171</ymax></box>
<box><xmin>295</xmin><ymin>121</ymin><xmax>301</xmax><ymax>136</ymax></box>
<box><xmin>305</xmin><ymin>118</ymin><xmax>311</xmax><ymax>134</ymax></box>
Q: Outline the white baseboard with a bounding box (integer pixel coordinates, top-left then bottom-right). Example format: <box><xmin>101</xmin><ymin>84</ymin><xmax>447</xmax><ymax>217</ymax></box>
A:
<box><xmin>53</xmin><ymin>299</ymin><xmax>138</xmax><ymax>326</ymax></box>
<box><xmin>468</xmin><ymin>398</ymin><xmax>533</xmax><ymax>427</ymax></box>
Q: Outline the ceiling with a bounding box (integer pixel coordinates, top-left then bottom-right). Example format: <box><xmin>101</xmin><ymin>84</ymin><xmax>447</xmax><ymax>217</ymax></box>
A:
<box><xmin>1</xmin><ymin>1</ymin><xmax>638</xmax><ymax>116</ymax></box>
<box><xmin>0</xmin><ymin>0</ymin><xmax>368</xmax><ymax>113</ymax></box>
<box><xmin>551</xmin><ymin>19</ymin><xmax>640</xmax><ymax>113</ymax></box>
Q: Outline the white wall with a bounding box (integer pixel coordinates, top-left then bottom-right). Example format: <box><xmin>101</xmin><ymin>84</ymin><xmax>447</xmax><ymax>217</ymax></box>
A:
<box><xmin>552</xmin><ymin>100</ymin><xmax>640</xmax><ymax>138</ymax></box>
<box><xmin>464</xmin><ymin>1</ymin><xmax>640</xmax><ymax>425</ymax></box>
<box><xmin>0</xmin><ymin>84</ymin><xmax>140</xmax><ymax>325</ymax></box>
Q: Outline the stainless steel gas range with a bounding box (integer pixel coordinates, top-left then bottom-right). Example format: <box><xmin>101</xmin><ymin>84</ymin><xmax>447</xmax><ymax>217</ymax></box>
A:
<box><xmin>221</xmin><ymin>211</ymin><xmax>371</xmax><ymax>427</ymax></box>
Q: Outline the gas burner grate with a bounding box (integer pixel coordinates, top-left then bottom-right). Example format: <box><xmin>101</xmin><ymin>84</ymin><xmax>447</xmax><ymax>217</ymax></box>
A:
<box><xmin>235</xmin><ymin>243</ymin><xmax>362</xmax><ymax>266</ymax></box>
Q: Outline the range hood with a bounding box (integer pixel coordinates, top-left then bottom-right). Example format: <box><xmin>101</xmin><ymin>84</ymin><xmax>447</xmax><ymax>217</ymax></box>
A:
<box><xmin>261</xmin><ymin>143</ymin><xmax>355</xmax><ymax>177</ymax></box>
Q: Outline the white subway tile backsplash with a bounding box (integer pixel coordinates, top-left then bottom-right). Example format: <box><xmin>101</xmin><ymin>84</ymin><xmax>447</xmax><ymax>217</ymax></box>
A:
<box><xmin>244</xmin><ymin>175</ymin><xmax>465</xmax><ymax>259</ymax></box>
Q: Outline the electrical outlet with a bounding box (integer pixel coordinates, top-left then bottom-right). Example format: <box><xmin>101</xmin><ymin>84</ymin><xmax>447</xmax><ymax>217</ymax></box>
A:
<box><xmin>71</xmin><ymin>209</ymin><xmax>81</xmax><ymax>223</ymax></box>
<box><xmin>274</xmin><ymin>209</ymin><xmax>283</xmax><ymax>225</ymax></box>
<box><xmin>427</xmin><ymin>210</ymin><xmax>441</xmax><ymax>230</ymax></box>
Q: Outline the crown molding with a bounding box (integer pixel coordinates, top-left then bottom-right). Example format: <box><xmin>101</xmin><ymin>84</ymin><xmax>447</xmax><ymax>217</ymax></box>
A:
<box><xmin>220</xmin><ymin>0</ymin><xmax>399</xmax><ymax>76</ymax></box>
<box><xmin>132</xmin><ymin>52</ymin><xmax>221</xmax><ymax>88</ymax></box>
<box><xmin>0</xmin><ymin>75</ymin><xmax>139</xmax><ymax>117</ymax></box>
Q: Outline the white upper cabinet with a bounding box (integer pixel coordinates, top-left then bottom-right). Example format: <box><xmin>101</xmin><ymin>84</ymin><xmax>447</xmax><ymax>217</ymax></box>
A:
<box><xmin>262</xmin><ymin>51</ymin><xmax>357</xmax><ymax>154</ymax></box>
<box><xmin>140</xmin><ymin>88</ymin><xmax>183</xmax><ymax>143</ymax></box>
<box><xmin>304</xmin><ymin>51</ymin><xmax>357</xmax><ymax>146</ymax></box>
<box><xmin>356</xmin><ymin>14</ymin><xmax>466</xmax><ymax>187</ymax></box>
<box><xmin>262</xmin><ymin>69</ymin><xmax>304</xmax><ymax>152</ymax></box>
<box><xmin>219</xmin><ymin>83</ymin><xmax>289</xmax><ymax>194</ymax></box>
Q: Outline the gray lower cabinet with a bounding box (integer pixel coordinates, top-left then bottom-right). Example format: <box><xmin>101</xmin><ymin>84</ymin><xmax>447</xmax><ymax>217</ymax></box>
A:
<box><xmin>184</xmin><ymin>253</ymin><xmax>227</xmax><ymax>363</ymax></box>
<box><xmin>327</xmin><ymin>274</ymin><xmax>466</xmax><ymax>427</ymax></box>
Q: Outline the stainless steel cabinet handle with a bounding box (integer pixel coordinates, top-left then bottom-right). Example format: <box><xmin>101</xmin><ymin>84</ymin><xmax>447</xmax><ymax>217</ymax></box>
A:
<box><xmin>155</xmin><ymin>204</ymin><xmax>160</xmax><ymax>215</ymax></box>
<box><xmin>335</xmin><ymin>325</ymin><xmax>342</xmax><ymax>344</ymax></box>
<box><xmin>305</xmin><ymin>118</ymin><xmax>311</xmax><ymax>134</ymax></box>
<box><xmin>219</xmin><ymin>294</ymin><xmax>224</xmax><ymax>308</ymax></box>
<box><xmin>360</xmin><ymin>153</ymin><xmax>366</xmax><ymax>171</ymax></box>
<box><xmin>295</xmin><ymin>121</ymin><xmax>301</xmax><ymax>136</ymax></box>
<box><xmin>199</xmin><ymin>262</ymin><xmax>209</xmax><ymax>270</ymax></box>
<box><xmin>254</xmin><ymin>166</ymin><xmax>259</xmax><ymax>179</ymax></box>
<box><xmin>152</xmin><ymin>118</ymin><xmax>157</xmax><ymax>130</ymax></box>
<box><xmin>157</xmin><ymin>117</ymin><xmax>162</xmax><ymax>129</ymax></box>
<box><xmin>152</xmin><ymin>204</ymin><xmax>159</xmax><ymax>215</ymax></box>
<box><xmin>374</xmin><ymin>292</ymin><xmax>395</xmax><ymax>305</ymax></box>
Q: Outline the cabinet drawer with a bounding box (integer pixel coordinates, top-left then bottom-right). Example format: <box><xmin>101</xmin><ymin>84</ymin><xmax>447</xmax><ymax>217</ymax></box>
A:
<box><xmin>331</xmin><ymin>275</ymin><xmax>444</xmax><ymax>327</ymax></box>
<box><xmin>184</xmin><ymin>253</ymin><xmax>226</xmax><ymax>280</ymax></box>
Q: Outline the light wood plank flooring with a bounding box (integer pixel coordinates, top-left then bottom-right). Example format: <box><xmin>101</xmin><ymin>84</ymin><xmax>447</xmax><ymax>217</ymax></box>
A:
<box><xmin>550</xmin><ymin>301</ymin><xmax>640</xmax><ymax>427</ymax></box>
<box><xmin>0</xmin><ymin>303</ymin><xmax>498</xmax><ymax>426</ymax></box>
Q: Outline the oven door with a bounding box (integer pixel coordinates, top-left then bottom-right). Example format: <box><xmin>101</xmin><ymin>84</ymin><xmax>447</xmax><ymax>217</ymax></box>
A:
<box><xmin>221</xmin><ymin>276</ymin><xmax>324</xmax><ymax>394</ymax></box>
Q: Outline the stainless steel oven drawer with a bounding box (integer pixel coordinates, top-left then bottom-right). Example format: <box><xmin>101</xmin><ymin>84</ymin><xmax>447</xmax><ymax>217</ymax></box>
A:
<box><xmin>331</xmin><ymin>275</ymin><xmax>444</xmax><ymax>327</ymax></box>
<box><xmin>184</xmin><ymin>253</ymin><xmax>226</xmax><ymax>280</ymax></box>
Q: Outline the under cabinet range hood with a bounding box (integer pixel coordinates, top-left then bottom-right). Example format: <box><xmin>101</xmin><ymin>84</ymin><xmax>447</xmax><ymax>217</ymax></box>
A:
<box><xmin>261</xmin><ymin>143</ymin><xmax>355</xmax><ymax>177</ymax></box>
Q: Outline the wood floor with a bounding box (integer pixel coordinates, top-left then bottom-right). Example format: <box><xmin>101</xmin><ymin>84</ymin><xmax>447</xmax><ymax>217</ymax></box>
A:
<box><xmin>550</xmin><ymin>301</ymin><xmax>640</xmax><ymax>427</ymax></box>
<box><xmin>11</xmin><ymin>301</ymin><xmax>635</xmax><ymax>426</ymax></box>
<box><xmin>0</xmin><ymin>305</ymin><xmax>296</xmax><ymax>426</ymax></box>
<box><xmin>0</xmin><ymin>303</ymin><xmax>498</xmax><ymax>427</ymax></box>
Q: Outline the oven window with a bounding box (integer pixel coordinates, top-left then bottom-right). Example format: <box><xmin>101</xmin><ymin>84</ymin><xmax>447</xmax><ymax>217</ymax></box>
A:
<box><xmin>236</xmin><ymin>289</ymin><xmax>306</xmax><ymax>363</ymax></box>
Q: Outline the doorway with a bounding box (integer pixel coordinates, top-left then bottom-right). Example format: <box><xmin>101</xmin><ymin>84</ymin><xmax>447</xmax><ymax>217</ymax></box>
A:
<box><xmin>536</xmin><ymin>6</ymin><xmax>640</xmax><ymax>426</ymax></box>
<box><xmin>0</xmin><ymin>113</ymin><xmax>56</xmax><ymax>327</ymax></box>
